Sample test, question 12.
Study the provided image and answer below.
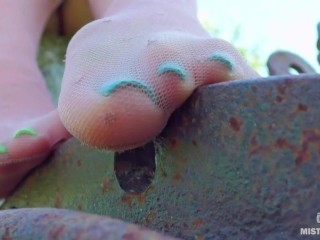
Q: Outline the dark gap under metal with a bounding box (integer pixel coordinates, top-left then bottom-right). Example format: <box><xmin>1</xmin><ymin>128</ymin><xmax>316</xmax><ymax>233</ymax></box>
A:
<box><xmin>114</xmin><ymin>141</ymin><xmax>155</xmax><ymax>194</ymax></box>
<box><xmin>289</xmin><ymin>63</ymin><xmax>304</xmax><ymax>74</ymax></box>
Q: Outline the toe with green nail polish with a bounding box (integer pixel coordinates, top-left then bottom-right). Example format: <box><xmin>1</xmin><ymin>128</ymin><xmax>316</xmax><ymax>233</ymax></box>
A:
<box><xmin>13</xmin><ymin>128</ymin><xmax>37</xmax><ymax>139</ymax></box>
<box><xmin>157</xmin><ymin>62</ymin><xmax>187</xmax><ymax>80</ymax></box>
<box><xmin>98</xmin><ymin>79</ymin><xmax>158</xmax><ymax>104</ymax></box>
<box><xmin>0</xmin><ymin>145</ymin><xmax>7</xmax><ymax>154</ymax></box>
<box><xmin>209</xmin><ymin>54</ymin><xmax>233</xmax><ymax>71</ymax></box>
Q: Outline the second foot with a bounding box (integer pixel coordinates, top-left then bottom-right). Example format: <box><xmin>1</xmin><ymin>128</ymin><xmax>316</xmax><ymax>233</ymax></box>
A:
<box><xmin>0</xmin><ymin>110</ymin><xmax>71</xmax><ymax>197</ymax></box>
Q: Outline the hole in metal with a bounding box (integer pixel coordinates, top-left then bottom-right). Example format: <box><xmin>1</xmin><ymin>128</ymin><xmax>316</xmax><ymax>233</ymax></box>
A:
<box><xmin>289</xmin><ymin>64</ymin><xmax>304</xmax><ymax>75</ymax></box>
<box><xmin>114</xmin><ymin>141</ymin><xmax>155</xmax><ymax>194</ymax></box>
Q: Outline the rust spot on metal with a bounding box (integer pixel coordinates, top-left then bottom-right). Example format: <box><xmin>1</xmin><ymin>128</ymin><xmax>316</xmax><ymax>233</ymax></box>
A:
<box><xmin>290</xmin><ymin>103</ymin><xmax>309</xmax><ymax>118</ymax></box>
<box><xmin>120</xmin><ymin>194</ymin><xmax>135</xmax><ymax>208</ymax></box>
<box><xmin>274</xmin><ymin>138</ymin><xmax>295</xmax><ymax>151</ymax></box>
<box><xmin>297</xmin><ymin>104</ymin><xmax>308</xmax><ymax>112</ymax></box>
<box><xmin>295</xmin><ymin>136</ymin><xmax>311</xmax><ymax>165</ymax></box>
<box><xmin>295</xmin><ymin>152</ymin><xmax>310</xmax><ymax>166</ymax></box>
<box><xmin>100</xmin><ymin>176</ymin><xmax>114</xmax><ymax>193</ymax></box>
<box><xmin>275</xmin><ymin>138</ymin><xmax>287</xmax><ymax>148</ymax></box>
<box><xmin>145</xmin><ymin>211</ymin><xmax>157</xmax><ymax>224</ymax></box>
<box><xmin>229</xmin><ymin>117</ymin><xmax>243</xmax><ymax>132</ymax></box>
<box><xmin>137</xmin><ymin>195</ymin><xmax>146</xmax><ymax>205</ymax></box>
<box><xmin>120</xmin><ymin>194</ymin><xmax>145</xmax><ymax>208</ymax></box>
<box><xmin>295</xmin><ymin>130</ymin><xmax>320</xmax><ymax>166</ymax></box>
<box><xmin>277</xmin><ymin>84</ymin><xmax>287</xmax><ymax>95</ymax></box>
<box><xmin>250</xmin><ymin>131</ymin><xmax>320</xmax><ymax>166</ymax></box>
<box><xmin>172</xmin><ymin>172</ymin><xmax>183</xmax><ymax>184</ymax></box>
<box><xmin>251</xmin><ymin>86</ymin><xmax>257</xmax><ymax>93</ymax></box>
<box><xmin>192</xmin><ymin>219</ymin><xmax>204</xmax><ymax>229</ymax></box>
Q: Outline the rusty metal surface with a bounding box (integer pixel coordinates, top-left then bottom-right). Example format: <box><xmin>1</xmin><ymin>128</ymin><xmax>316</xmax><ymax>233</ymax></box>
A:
<box><xmin>2</xmin><ymin>74</ymin><xmax>320</xmax><ymax>239</ymax></box>
<box><xmin>0</xmin><ymin>208</ymin><xmax>177</xmax><ymax>240</ymax></box>
<box><xmin>267</xmin><ymin>51</ymin><xmax>316</xmax><ymax>75</ymax></box>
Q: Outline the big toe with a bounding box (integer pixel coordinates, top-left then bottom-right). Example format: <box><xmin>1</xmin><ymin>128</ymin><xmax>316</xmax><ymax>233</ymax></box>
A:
<box><xmin>59</xmin><ymin>79</ymin><xmax>166</xmax><ymax>150</ymax></box>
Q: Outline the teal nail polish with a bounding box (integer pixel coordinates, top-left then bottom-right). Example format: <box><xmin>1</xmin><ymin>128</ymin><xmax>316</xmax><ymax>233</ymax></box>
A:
<box><xmin>13</xmin><ymin>128</ymin><xmax>37</xmax><ymax>139</ymax></box>
<box><xmin>0</xmin><ymin>145</ymin><xmax>7</xmax><ymax>154</ymax></box>
<box><xmin>98</xmin><ymin>79</ymin><xmax>157</xmax><ymax>104</ymax></box>
<box><xmin>158</xmin><ymin>63</ymin><xmax>187</xmax><ymax>80</ymax></box>
<box><xmin>209</xmin><ymin>54</ymin><xmax>233</xmax><ymax>71</ymax></box>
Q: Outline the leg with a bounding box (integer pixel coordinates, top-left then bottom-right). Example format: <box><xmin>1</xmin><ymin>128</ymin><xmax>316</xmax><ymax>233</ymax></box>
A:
<box><xmin>0</xmin><ymin>0</ymin><xmax>71</xmax><ymax>197</ymax></box>
<box><xmin>58</xmin><ymin>0</ymin><xmax>259</xmax><ymax>150</ymax></box>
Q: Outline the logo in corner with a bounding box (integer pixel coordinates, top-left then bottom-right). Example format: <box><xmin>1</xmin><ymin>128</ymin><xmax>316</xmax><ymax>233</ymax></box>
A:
<box><xmin>317</xmin><ymin>213</ymin><xmax>320</xmax><ymax>224</ymax></box>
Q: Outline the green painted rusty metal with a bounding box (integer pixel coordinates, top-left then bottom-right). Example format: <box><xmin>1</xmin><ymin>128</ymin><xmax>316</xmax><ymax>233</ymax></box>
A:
<box><xmin>2</xmin><ymin>68</ymin><xmax>320</xmax><ymax>239</ymax></box>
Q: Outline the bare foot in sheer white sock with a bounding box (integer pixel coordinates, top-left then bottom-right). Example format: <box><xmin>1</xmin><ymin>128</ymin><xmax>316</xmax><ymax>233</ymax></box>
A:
<box><xmin>58</xmin><ymin>0</ymin><xmax>259</xmax><ymax>151</ymax></box>
<box><xmin>0</xmin><ymin>0</ymin><xmax>70</xmax><ymax>197</ymax></box>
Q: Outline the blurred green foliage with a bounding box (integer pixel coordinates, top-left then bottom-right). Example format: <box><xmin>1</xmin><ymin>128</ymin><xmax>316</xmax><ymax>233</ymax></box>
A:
<box><xmin>37</xmin><ymin>35</ymin><xmax>69</xmax><ymax>104</ymax></box>
<box><xmin>201</xmin><ymin>20</ymin><xmax>265</xmax><ymax>74</ymax></box>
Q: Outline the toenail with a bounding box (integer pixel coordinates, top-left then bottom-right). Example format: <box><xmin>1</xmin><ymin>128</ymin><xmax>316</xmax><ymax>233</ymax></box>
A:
<box><xmin>97</xmin><ymin>79</ymin><xmax>157</xmax><ymax>104</ymax></box>
<box><xmin>13</xmin><ymin>128</ymin><xmax>37</xmax><ymax>139</ymax></box>
<box><xmin>209</xmin><ymin>54</ymin><xmax>233</xmax><ymax>71</ymax></box>
<box><xmin>0</xmin><ymin>145</ymin><xmax>7</xmax><ymax>154</ymax></box>
<box><xmin>157</xmin><ymin>63</ymin><xmax>187</xmax><ymax>80</ymax></box>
